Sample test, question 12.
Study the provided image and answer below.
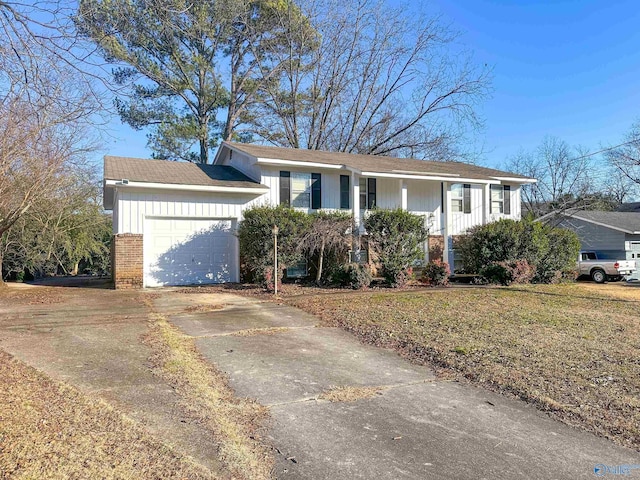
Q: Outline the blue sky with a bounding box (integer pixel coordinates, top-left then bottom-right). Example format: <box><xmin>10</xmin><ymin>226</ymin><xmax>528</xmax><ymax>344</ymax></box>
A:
<box><xmin>100</xmin><ymin>0</ymin><xmax>640</xmax><ymax>170</ymax></box>
<box><xmin>431</xmin><ymin>0</ymin><xmax>640</xmax><ymax>168</ymax></box>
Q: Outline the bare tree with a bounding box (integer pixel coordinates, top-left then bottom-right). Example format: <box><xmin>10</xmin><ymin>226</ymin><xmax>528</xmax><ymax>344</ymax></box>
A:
<box><xmin>598</xmin><ymin>166</ymin><xmax>639</xmax><ymax>207</ymax></box>
<box><xmin>0</xmin><ymin>28</ymin><xmax>100</xmax><ymax>282</ymax></box>
<box><xmin>298</xmin><ymin>212</ymin><xmax>351</xmax><ymax>284</ymax></box>
<box><xmin>605</xmin><ymin>120</ymin><xmax>640</xmax><ymax>187</ymax></box>
<box><xmin>249</xmin><ymin>0</ymin><xmax>491</xmax><ymax>160</ymax></box>
<box><xmin>506</xmin><ymin>136</ymin><xmax>595</xmax><ymax>216</ymax></box>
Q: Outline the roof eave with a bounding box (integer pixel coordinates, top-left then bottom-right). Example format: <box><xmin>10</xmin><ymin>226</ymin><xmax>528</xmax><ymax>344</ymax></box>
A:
<box><xmin>256</xmin><ymin>157</ymin><xmax>348</xmax><ymax>170</ymax></box>
<box><xmin>104</xmin><ymin>179</ymin><xmax>269</xmax><ymax>195</ymax></box>
<box><xmin>360</xmin><ymin>171</ymin><xmax>500</xmax><ymax>184</ymax></box>
<box><xmin>567</xmin><ymin>213</ymin><xmax>635</xmax><ymax>235</ymax></box>
<box><xmin>490</xmin><ymin>176</ymin><xmax>537</xmax><ymax>184</ymax></box>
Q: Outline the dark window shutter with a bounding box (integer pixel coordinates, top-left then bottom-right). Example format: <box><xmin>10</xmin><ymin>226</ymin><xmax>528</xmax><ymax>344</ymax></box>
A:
<box><xmin>441</xmin><ymin>182</ymin><xmax>445</xmax><ymax>214</ymax></box>
<box><xmin>340</xmin><ymin>175</ymin><xmax>350</xmax><ymax>209</ymax></box>
<box><xmin>463</xmin><ymin>184</ymin><xmax>471</xmax><ymax>214</ymax></box>
<box><xmin>367</xmin><ymin>178</ymin><xmax>377</xmax><ymax>209</ymax></box>
<box><xmin>279</xmin><ymin>171</ymin><xmax>290</xmax><ymax>206</ymax></box>
<box><xmin>311</xmin><ymin>173</ymin><xmax>322</xmax><ymax>209</ymax></box>
<box><xmin>504</xmin><ymin>185</ymin><xmax>511</xmax><ymax>215</ymax></box>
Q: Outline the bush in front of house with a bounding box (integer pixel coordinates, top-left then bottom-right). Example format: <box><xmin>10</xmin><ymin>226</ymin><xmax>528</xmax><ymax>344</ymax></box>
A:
<box><xmin>533</xmin><ymin>227</ymin><xmax>581</xmax><ymax>283</ymax></box>
<box><xmin>331</xmin><ymin>262</ymin><xmax>372</xmax><ymax>289</ymax></box>
<box><xmin>364</xmin><ymin>209</ymin><xmax>428</xmax><ymax>288</ymax></box>
<box><xmin>298</xmin><ymin>211</ymin><xmax>352</xmax><ymax>285</ymax></box>
<box><xmin>480</xmin><ymin>259</ymin><xmax>536</xmax><ymax>286</ymax></box>
<box><xmin>457</xmin><ymin>219</ymin><xmax>580</xmax><ymax>284</ymax></box>
<box><xmin>421</xmin><ymin>259</ymin><xmax>450</xmax><ymax>286</ymax></box>
<box><xmin>237</xmin><ymin>205</ymin><xmax>312</xmax><ymax>288</ymax></box>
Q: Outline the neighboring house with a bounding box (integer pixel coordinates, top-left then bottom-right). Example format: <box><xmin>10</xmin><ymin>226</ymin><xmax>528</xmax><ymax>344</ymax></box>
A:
<box><xmin>104</xmin><ymin>142</ymin><xmax>535</xmax><ymax>288</ymax></box>
<box><xmin>551</xmin><ymin>210</ymin><xmax>640</xmax><ymax>281</ymax></box>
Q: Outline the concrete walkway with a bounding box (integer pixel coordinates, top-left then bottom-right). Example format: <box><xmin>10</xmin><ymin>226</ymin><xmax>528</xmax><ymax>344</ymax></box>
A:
<box><xmin>0</xmin><ymin>283</ymin><xmax>226</xmax><ymax>474</ymax></box>
<box><xmin>2</xmin><ymin>283</ymin><xmax>639</xmax><ymax>479</ymax></box>
<box><xmin>160</xmin><ymin>292</ymin><xmax>640</xmax><ymax>480</ymax></box>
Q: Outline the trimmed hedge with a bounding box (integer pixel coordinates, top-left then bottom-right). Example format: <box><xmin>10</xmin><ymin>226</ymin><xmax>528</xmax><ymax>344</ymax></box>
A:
<box><xmin>457</xmin><ymin>219</ymin><xmax>580</xmax><ymax>284</ymax></box>
<box><xmin>237</xmin><ymin>205</ymin><xmax>312</xmax><ymax>287</ymax></box>
<box><xmin>364</xmin><ymin>209</ymin><xmax>428</xmax><ymax>287</ymax></box>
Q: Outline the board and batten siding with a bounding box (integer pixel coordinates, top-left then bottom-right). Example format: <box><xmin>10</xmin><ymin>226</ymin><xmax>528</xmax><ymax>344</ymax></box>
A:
<box><xmin>115</xmin><ymin>188</ymin><xmax>266</xmax><ymax>234</ymax></box>
<box><xmin>487</xmin><ymin>185</ymin><xmax>522</xmax><ymax>224</ymax></box>
<box><xmin>449</xmin><ymin>184</ymin><xmax>484</xmax><ymax>235</ymax></box>
<box><xmin>406</xmin><ymin>180</ymin><xmax>442</xmax><ymax>234</ymax></box>
<box><xmin>258</xmin><ymin>166</ymin><xmax>345</xmax><ymax>211</ymax></box>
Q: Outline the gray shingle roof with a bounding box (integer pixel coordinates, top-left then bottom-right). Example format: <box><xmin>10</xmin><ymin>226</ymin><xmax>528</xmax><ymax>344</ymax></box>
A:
<box><xmin>570</xmin><ymin>211</ymin><xmax>640</xmax><ymax>234</ymax></box>
<box><xmin>104</xmin><ymin>156</ymin><xmax>265</xmax><ymax>189</ymax></box>
<box><xmin>225</xmin><ymin>142</ymin><xmax>534</xmax><ymax>182</ymax></box>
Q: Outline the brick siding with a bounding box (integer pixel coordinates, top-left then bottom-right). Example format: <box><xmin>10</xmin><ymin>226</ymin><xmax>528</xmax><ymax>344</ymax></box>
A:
<box><xmin>112</xmin><ymin>234</ymin><xmax>143</xmax><ymax>289</ymax></box>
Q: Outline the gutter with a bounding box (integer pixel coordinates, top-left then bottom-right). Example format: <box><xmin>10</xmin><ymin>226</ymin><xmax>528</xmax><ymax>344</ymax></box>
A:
<box><xmin>103</xmin><ymin>179</ymin><xmax>270</xmax><ymax>195</ymax></box>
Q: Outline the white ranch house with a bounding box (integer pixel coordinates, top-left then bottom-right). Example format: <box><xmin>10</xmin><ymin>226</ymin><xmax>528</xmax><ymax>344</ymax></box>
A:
<box><xmin>104</xmin><ymin>142</ymin><xmax>536</xmax><ymax>288</ymax></box>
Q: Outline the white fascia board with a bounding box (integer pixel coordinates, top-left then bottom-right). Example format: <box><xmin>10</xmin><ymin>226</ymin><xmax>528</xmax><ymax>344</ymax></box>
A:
<box><xmin>256</xmin><ymin>157</ymin><xmax>347</xmax><ymax>170</ymax></box>
<box><xmin>212</xmin><ymin>142</ymin><xmax>230</xmax><ymax>164</ymax></box>
<box><xmin>490</xmin><ymin>176</ymin><xmax>537</xmax><ymax>184</ymax></box>
<box><xmin>569</xmin><ymin>214</ymin><xmax>635</xmax><ymax>235</ymax></box>
<box><xmin>360</xmin><ymin>171</ymin><xmax>499</xmax><ymax>184</ymax></box>
<box><xmin>104</xmin><ymin>179</ymin><xmax>269</xmax><ymax>195</ymax></box>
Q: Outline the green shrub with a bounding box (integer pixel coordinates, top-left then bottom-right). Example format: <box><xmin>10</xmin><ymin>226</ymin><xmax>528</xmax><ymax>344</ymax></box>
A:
<box><xmin>237</xmin><ymin>205</ymin><xmax>312</xmax><ymax>287</ymax></box>
<box><xmin>480</xmin><ymin>260</ymin><xmax>535</xmax><ymax>286</ymax></box>
<box><xmin>480</xmin><ymin>263</ymin><xmax>510</xmax><ymax>285</ymax></box>
<box><xmin>534</xmin><ymin>227</ymin><xmax>581</xmax><ymax>283</ymax></box>
<box><xmin>364</xmin><ymin>209</ymin><xmax>428</xmax><ymax>287</ymax></box>
<box><xmin>457</xmin><ymin>219</ymin><xmax>579</xmax><ymax>284</ymax></box>
<box><xmin>421</xmin><ymin>260</ymin><xmax>450</xmax><ymax>286</ymax></box>
<box><xmin>331</xmin><ymin>263</ymin><xmax>372</xmax><ymax>289</ymax></box>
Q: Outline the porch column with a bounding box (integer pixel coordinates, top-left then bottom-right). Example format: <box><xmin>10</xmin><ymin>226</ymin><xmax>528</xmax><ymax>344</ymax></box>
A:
<box><xmin>352</xmin><ymin>172</ymin><xmax>360</xmax><ymax>236</ymax></box>
<box><xmin>483</xmin><ymin>183</ymin><xmax>491</xmax><ymax>224</ymax></box>
<box><xmin>442</xmin><ymin>182</ymin><xmax>452</xmax><ymax>265</ymax></box>
<box><xmin>401</xmin><ymin>180</ymin><xmax>408</xmax><ymax>210</ymax></box>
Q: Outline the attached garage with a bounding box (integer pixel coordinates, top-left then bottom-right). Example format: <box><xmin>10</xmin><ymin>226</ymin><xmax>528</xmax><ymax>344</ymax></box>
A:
<box><xmin>143</xmin><ymin>217</ymin><xmax>239</xmax><ymax>287</ymax></box>
<box><xmin>103</xmin><ymin>156</ymin><xmax>269</xmax><ymax>289</ymax></box>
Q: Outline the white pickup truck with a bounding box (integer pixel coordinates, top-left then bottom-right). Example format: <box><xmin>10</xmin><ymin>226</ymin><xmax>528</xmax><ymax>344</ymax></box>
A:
<box><xmin>578</xmin><ymin>251</ymin><xmax>636</xmax><ymax>283</ymax></box>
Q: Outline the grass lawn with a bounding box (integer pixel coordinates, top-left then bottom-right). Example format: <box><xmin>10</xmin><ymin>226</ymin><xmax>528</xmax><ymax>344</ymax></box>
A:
<box><xmin>283</xmin><ymin>282</ymin><xmax>640</xmax><ymax>450</ymax></box>
<box><xmin>0</xmin><ymin>350</ymin><xmax>214</xmax><ymax>479</ymax></box>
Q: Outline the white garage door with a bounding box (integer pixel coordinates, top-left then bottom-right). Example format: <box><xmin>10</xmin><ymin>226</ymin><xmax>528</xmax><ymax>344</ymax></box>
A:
<box><xmin>144</xmin><ymin>217</ymin><xmax>238</xmax><ymax>287</ymax></box>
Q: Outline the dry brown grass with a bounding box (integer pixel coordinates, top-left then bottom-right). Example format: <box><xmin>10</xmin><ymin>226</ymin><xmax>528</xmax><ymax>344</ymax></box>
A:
<box><xmin>0</xmin><ymin>283</ymin><xmax>64</xmax><ymax>306</ymax></box>
<box><xmin>140</xmin><ymin>296</ymin><xmax>274</xmax><ymax>480</ymax></box>
<box><xmin>184</xmin><ymin>303</ymin><xmax>226</xmax><ymax>313</ymax></box>
<box><xmin>284</xmin><ymin>283</ymin><xmax>640</xmax><ymax>450</ymax></box>
<box><xmin>231</xmin><ymin>327</ymin><xmax>291</xmax><ymax>337</ymax></box>
<box><xmin>318</xmin><ymin>386</ymin><xmax>383</xmax><ymax>403</ymax></box>
<box><xmin>0</xmin><ymin>349</ymin><xmax>214</xmax><ymax>479</ymax></box>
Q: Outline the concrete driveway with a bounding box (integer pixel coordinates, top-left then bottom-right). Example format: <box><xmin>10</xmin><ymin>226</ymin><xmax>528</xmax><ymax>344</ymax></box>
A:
<box><xmin>157</xmin><ymin>290</ymin><xmax>640</xmax><ymax>480</ymax></box>
<box><xmin>1</xmin><ymin>282</ymin><xmax>639</xmax><ymax>479</ymax></box>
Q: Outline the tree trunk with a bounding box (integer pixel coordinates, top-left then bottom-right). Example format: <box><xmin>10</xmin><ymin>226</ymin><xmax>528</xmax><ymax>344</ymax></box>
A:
<box><xmin>71</xmin><ymin>262</ymin><xmax>79</xmax><ymax>276</ymax></box>
<box><xmin>199</xmin><ymin>134</ymin><xmax>208</xmax><ymax>164</ymax></box>
<box><xmin>0</xmin><ymin>249</ymin><xmax>4</xmax><ymax>288</ymax></box>
<box><xmin>316</xmin><ymin>238</ymin><xmax>325</xmax><ymax>285</ymax></box>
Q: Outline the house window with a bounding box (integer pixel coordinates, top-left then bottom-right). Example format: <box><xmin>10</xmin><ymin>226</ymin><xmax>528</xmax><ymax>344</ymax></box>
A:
<box><xmin>490</xmin><ymin>185</ymin><xmax>503</xmax><ymax>213</ymax></box>
<box><xmin>490</xmin><ymin>185</ymin><xmax>511</xmax><ymax>215</ymax></box>
<box><xmin>340</xmin><ymin>175</ymin><xmax>350</xmax><ymax>209</ymax></box>
<box><xmin>291</xmin><ymin>172</ymin><xmax>311</xmax><ymax>208</ymax></box>
<box><xmin>451</xmin><ymin>184</ymin><xmax>463</xmax><ymax>212</ymax></box>
<box><xmin>451</xmin><ymin>184</ymin><xmax>471</xmax><ymax>214</ymax></box>
<box><xmin>359</xmin><ymin>177</ymin><xmax>376</xmax><ymax>209</ymax></box>
<box><xmin>280</xmin><ymin>171</ymin><xmax>322</xmax><ymax>209</ymax></box>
